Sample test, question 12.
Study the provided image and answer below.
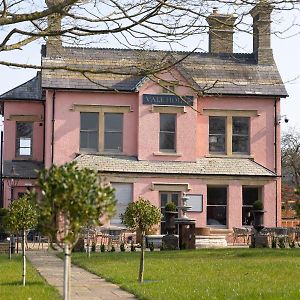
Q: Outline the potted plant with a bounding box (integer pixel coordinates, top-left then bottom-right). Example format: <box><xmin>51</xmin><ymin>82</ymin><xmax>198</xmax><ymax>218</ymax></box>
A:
<box><xmin>252</xmin><ymin>200</ymin><xmax>264</xmax><ymax>231</ymax></box>
<box><xmin>164</xmin><ymin>202</ymin><xmax>177</xmax><ymax>235</ymax></box>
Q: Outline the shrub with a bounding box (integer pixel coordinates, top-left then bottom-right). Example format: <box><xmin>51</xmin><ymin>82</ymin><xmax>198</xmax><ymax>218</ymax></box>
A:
<box><xmin>120</xmin><ymin>243</ymin><xmax>126</xmax><ymax>252</ymax></box>
<box><xmin>111</xmin><ymin>245</ymin><xmax>116</xmax><ymax>252</ymax></box>
<box><xmin>289</xmin><ymin>240</ymin><xmax>295</xmax><ymax>248</ymax></box>
<box><xmin>253</xmin><ymin>200</ymin><xmax>263</xmax><ymax>211</ymax></box>
<box><xmin>149</xmin><ymin>242</ymin><xmax>154</xmax><ymax>251</ymax></box>
<box><xmin>278</xmin><ymin>238</ymin><xmax>285</xmax><ymax>248</ymax></box>
<box><xmin>165</xmin><ymin>201</ymin><xmax>177</xmax><ymax>212</ymax></box>
<box><xmin>131</xmin><ymin>242</ymin><xmax>136</xmax><ymax>252</ymax></box>
<box><xmin>100</xmin><ymin>244</ymin><xmax>105</xmax><ymax>252</ymax></box>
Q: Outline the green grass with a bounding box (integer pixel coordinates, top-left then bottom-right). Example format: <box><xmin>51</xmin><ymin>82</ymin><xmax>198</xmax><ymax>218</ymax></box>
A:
<box><xmin>0</xmin><ymin>254</ymin><xmax>61</xmax><ymax>300</ymax></box>
<box><xmin>70</xmin><ymin>249</ymin><xmax>300</xmax><ymax>300</ymax></box>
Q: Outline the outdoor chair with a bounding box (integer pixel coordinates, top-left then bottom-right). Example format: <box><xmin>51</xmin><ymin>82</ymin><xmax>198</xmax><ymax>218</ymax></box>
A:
<box><xmin>294</xmin><ymin>227</ymin><xmax>300</xmax><ymax>242</ymax></box>
<box><xmin>273</xmin><ymin>227</ymin><xmax>288</xmax><ymax>244</ymax></box>
<box><xmin>232</xmin><ymin>227</ymin><xmax>250</xmax><ymax>245</ymax></box>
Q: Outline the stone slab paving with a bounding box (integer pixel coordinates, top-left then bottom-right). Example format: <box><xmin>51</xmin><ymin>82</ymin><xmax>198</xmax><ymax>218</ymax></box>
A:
<box><xmin>26</xmin><ymin>250</ymin><xmax>137</xmax><ymax>300</ymax></box>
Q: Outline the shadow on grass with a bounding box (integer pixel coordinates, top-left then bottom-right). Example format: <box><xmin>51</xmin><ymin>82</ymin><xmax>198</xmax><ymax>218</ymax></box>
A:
<box><xmin>0</xmin><ymin>280</ymin><xmax>44</xmax><ymax>287</ymax></box>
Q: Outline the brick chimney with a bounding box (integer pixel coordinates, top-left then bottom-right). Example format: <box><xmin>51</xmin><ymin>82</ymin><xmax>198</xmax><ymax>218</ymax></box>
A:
<box><xmin>250</xmin><ymin>0</ymin><xmax>274</xmax><ymax>65</ymax></box>
<box><xmin>206</xmin><ymin>9</ymin><xmax>237</xmax><ymax>53</ymax></box>
<box><xmin>45</xmin><ymin>0</ymin><xmax>64</xmax><ymax>57</ymax></box>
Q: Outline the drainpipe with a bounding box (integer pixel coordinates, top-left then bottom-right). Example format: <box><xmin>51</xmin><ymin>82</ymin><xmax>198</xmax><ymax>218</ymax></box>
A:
<box><xmin>42</xmin><ymin>101</ymin><xmax>46</xmax><ymax>165</ymax></box>
<box><xmin>0</xmin><ymin>131</ymin><xmax>3</xmax><ymax>208</ymax></box>
<box><xmin>51</xmin><ymin>90</ymin><xmax>56</xmax><ymax>165</ymax></box>
<box><xmin>274</xmin><ymin>97</ymin><xmax>278</xmax><ymax>227</ymax></box>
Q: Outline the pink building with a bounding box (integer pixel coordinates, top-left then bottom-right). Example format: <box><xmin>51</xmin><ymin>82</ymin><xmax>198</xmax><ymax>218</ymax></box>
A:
<box><xmin>0</xmin><ymin>2</ymin><xmax>287</xmax><ymax>233</ymax></box>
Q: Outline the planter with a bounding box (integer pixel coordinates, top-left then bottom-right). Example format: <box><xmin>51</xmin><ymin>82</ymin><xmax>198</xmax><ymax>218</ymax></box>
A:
<box><xmin>165</xmin><ymin>211</ymin><xmax>177</xmax><ymax>234</ymax></box>
<box><xmin>252</xmin><ymin>210</ymin><xmax>265</xmax><ymax>232</ymax></box>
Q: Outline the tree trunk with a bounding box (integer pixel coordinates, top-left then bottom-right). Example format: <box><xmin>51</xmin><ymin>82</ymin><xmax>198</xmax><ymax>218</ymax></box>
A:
<box><xmin>22</xmin><ymin>229</ymin><xmax>26</xmax><ymax>286</ymax></box>
<box><xmin>138</xmin><ymin>231</ymin><xmax>145</xmax><ymax>283</ymax></box>
<box><xmin>63</xmin><ymin>217</ymin><xmax>71</xmax><ymax>300</ymax></box>
<box><xmin>87</xmin><ymin>227</ymin><xmax>91</xmax><ymax>258</ymax></box>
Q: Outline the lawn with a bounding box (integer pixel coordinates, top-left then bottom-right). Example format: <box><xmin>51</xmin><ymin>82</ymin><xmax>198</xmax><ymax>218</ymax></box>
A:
<box><xmin>70</xmin><ymin>249</ymin><xmax>300</xmax><ymax>300</ymax></box>
<box><xmin>0</xmin><ymin>254</ymin><xmax>61</xmax><ymax>300</ymax></box>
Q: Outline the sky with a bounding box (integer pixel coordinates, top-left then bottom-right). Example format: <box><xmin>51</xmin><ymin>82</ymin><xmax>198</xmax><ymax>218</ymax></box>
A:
<box><xmin>0</xmin><ymin>6</ymin><xmax>299</xmax><ymax>134</ymax></box>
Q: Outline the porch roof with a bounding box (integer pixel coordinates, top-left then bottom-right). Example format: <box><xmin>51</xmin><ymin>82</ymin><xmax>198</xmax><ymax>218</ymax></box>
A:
<box><xmin>3</xmin><ymin>160</ymin><xmax>44</xmax><ymax>179</ymax></box>
<box><xmin>74</xmin><ymin>154</ymin><xmax>276</xmax><ymax>177</ymax></box>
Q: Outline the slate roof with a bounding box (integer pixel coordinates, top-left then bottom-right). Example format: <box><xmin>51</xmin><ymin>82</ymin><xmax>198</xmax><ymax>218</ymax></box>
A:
<box><xmin>0</xmin><ymin>72</ymin><xmax>42</xmax><ymax>101</ymax></box>
<box><xmin>42</xmin><ymin>47</ymin><xmax>288</xmax><ymax>97</ymax></box>
<box><xmin>74</xmin><ymin>154</ymin><xmax>276</xmax><ymax>177</ymax></box>
<box><xmin>3</xmin><ymin>160</ymin><xmax>44</xmax><ymax>178</ymax></box>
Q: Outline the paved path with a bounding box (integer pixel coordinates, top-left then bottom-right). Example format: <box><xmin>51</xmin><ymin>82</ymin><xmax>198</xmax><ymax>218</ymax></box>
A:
<box><xmin>26</xmin><ymin>250</ymin><xmax>136</xmax><ymax>300</ymax></box>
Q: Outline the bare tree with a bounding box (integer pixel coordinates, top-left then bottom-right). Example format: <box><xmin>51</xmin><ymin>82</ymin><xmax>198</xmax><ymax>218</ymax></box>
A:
<box><xmin>0</xmin><ymin>0</ymin><xmax>299</xmax><ymax>72</ymax></box>
<box><xmin>282</xmin><ymin>128</ymin><xmax>300</xmax><ymax>187</ymax></box>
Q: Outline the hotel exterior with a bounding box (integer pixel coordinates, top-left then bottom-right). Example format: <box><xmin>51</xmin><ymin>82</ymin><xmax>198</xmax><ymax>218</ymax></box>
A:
<box><xmin>0</xmin><ymin>1</ymin><xmax>287</xmax><ymax>234</ymax></box>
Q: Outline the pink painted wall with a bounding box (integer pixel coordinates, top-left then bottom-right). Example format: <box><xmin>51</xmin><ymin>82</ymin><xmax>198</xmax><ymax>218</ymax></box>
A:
<box><xmin>3</xmin><ymin>101</ymin><xmax>44</xmax><ymax>161</ymax></box>
<box><xmin>44</xmin><ymin>91</ymin><xmax>138</xmax><ymax>166</ymax></box>
<box><xmin>197</xmin><ymin>96</ymin><xmax>276</xmax><ymax>171</ymax></box>
<box><xmin>118</xmin><ymin>177</ymin><xmax>278</xmax><ymax>229</ymax></box>
<box><xmin>138</xmin><ymin>70</ymin><xmax>198</xmax><ymax>161</ymax></box>
<box><xmin>3</xmin><ymin>179</ymin><xmax>37</xmax><ymax>208</ymax></box>
<box><xmin>133</xmin><ymin>177</ymin><xmax>207</xmax><ymax>228</ymax></box>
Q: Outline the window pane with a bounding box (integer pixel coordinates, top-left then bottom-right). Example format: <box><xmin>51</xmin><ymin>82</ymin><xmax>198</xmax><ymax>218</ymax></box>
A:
<box><xmin>87</xmin><ymin>131</ymin><xmax>98</xmax><ymax>150</ymax></box>
<box><xmin>16</xmin><ymin>122</ymin><xmax>33</xmax><ymax>156</ymax></box>
<box><xmin>20</xmin><ymin>138</ymin><xmax>31</xmax><ymax>148</ymax></box>
<box><xmin>242</xmin><ymin>187</ymin><xmax>260</xmax><ymax>225</ymax></box>
<box><xmin>105</xmin><ymin>113</ymin><xmax>123</xmax><ymax>131</ymax></box>
<box><xmin>104</xmin><ymin>132</ymin><xmax>122</xmax><ymax>151</ymax></box>
<box><xmin>80</xmin><ymin>112</ymin><xmax>98</xmax><ymax>130</ymax></box>
<box><xmin>160</xmin><ymin>132</ymin><xmax>175</xmax><ymax>150</ymax></box>
<box><xmin>233</xmin><ymin>117</ymin><xmax>249</xmax><ymax>134</ymax></box>
<box><xmin>16</xmin><ymin>122</ymin><xmax>32</xmax><ymax>138</ymax></box>
<box><xmin>242</xmin><ymin>207</ymin><xmax>253</xmax><ymax>226</ymax></box>
<box><xmin>80</xmin><ymin>113</ymin><xmax>98</xmax><ymax>151</ymax></box>
<box><xmin>80</xmin><ymin>132</ymin><xmax>88</xmax><ymax>149</ymax></box>
<box><xmin>209</xmin><ymin>135</ymin><xmax>225</xmax><ymax>152</ymax></box>
<box><xmin>162</xmin><ymin>85</ymin><xmax>175</xmax><ymax>94</ymax></box>
<box><xmin>171</xmin><ymin>193</ymin><xmax>179</xmax><ymax>204</ymax></box>
<box><xmin>160</xmin><ymin>114</ymin><xmax>176</xmax><ymax>131</ymax></box>
<box><xmin>242</xmin><ymin>187</ymin><xmax>259</xmax><ymax>205</ymax></box>
<box><xmin>209</xmin><ymin>117</ymin><xmax>226</xmax><ymax>153</ymax></box>
<box><xmin>232</xmin><ymin>136</ymin><xmax>249</xmax><ymax>153</ymax></box>
<box><xmin>207</xmin><ymin>187</ymin><xmax>227</xmax><ymax>205</ymax></box>
<box><xmin>110</xmin><ymin>183</ymin><xmax>132</xmax><ymax>224</ymax></box>
<box><xmin>207</xmin><ymin>206</ymin><xmax>227</xmax><ymax>226</ymax></box>
<box><xmin>232</xmin><ymin>117</ymin><xmax>249</xmax><ymax>153</ymax></box>
<box><xmin>209</xmin><ymin>117</ymin><xmax>225</xmax><ymax>134</ymax></box>
<box><xmin>160</xmin><ymin>193</ymin><xmax>168</xmax><ymax>207</ymax></box>
<box><xmin>19</xmin><ymin>147</ymin><xmax>31</xmax><ymax>156</ymax></box>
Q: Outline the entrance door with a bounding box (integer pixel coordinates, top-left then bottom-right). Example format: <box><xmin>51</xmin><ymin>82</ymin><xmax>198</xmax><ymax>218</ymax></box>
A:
<box><xmin>160</xmin><ymin>192</ymin><xmax>180</xmax><ymax>234</ymax></box>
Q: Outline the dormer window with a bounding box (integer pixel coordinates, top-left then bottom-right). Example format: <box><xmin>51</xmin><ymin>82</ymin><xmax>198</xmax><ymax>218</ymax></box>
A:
<box><xmin>16</xmin><ymin>122</ymin><xmax>33</xmax><ymax>157</ymax></box>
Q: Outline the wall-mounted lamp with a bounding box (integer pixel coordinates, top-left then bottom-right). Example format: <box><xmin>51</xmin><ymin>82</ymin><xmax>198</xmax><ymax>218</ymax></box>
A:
<box><xmin>276</xmin><ymin>114</ymin><xmax>289</xmax><ymax>125</ymax></box>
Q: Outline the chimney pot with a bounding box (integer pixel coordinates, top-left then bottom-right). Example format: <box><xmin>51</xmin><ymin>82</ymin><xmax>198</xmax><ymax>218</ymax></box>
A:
<box><xmin>250</xmin><ymin>0</ymin><xmax>274</xmax><ymax>65</ymax></box>
<box><xmin>206</xmin><ymin>11</ymin><xmax>237</xmax><ymax>54</ymax></box>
